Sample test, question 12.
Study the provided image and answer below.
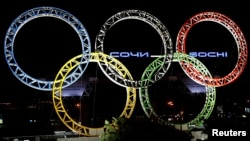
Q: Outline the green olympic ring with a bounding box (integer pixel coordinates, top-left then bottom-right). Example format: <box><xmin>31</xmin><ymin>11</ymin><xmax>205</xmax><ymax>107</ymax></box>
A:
<box><xmin>139</xmin><ymin>52</ymin><xmax>216</xmax><ymax>130</ymax></box>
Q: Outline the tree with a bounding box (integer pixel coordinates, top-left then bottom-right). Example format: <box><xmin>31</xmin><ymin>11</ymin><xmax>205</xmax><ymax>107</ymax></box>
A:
<box><xmin>99</xmin><ymin>117</ymin><xmax>191</xmax><ymax>141</ymax></box>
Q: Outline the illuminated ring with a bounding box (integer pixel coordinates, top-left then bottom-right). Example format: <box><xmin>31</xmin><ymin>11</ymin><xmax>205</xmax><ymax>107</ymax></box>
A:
<box><xmin>95</xmin><ymin>9</ymin><xmax>173</xmax><ymax>88</ymax></box>
<box><xmin>4</xmin><ymin>6</ymin><xmax>91</xmax><ymax>91</ymax></box>
<box><xmin>139</xmin><ymin>52</ymin><xmax>216</xmax><ymax>129</ymax></box>
<box><xmin>52</xmin><ymin>53</ymin><xmax>136</xmax><ymax>136</ymax></box>
<box><xmin>176</xmin><ymin>11</ymin><xmax>248</xmax><ymax>87</ymax></box>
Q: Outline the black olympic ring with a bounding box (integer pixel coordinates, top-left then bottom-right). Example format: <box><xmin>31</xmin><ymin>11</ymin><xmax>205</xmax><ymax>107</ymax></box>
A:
<box><xmin>95</xmin><ymin>9</ymin><xmax>173</xmax><ymax>88</ymax></box>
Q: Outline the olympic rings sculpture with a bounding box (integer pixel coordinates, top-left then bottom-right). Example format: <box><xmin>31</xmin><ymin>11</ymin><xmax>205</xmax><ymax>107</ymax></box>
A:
<box><xmin>176</xmin><ymin>11</ymin><xmax>248</xmax><ymax>87</ymax></box>
<box><xmin>52</xmin><ymin>53</ymin><xmax>136</xmax><ymax>136</ymax></box>
<box><xmin>4</xmin><ymin>6</ymin><xmax>248</xmax><ymax>136</ymax></box>
<box><xmin>4</xmin><ymin>6</ymin><xmax>91</xmax><ymax>91</ymax></box>
<box><xmin>139</xmin><ymin>52</ymin><xmax>216</xmax><ymax>128</ymax></box>
<box><xmin>95</xmin><ymin>9</ymin><xmax>173</xmax><ymax>88</ymax></box>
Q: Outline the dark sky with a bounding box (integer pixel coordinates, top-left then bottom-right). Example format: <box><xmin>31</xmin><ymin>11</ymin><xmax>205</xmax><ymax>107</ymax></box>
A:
<box><xmin>0</xmin><ymin>0</ymin><xmax>249</xmax><ymax>115</ymax></box>
<box><xmin>0</xmin><ymin>1</ymin><xmax>250</xmax><ymax>137</ymax></box>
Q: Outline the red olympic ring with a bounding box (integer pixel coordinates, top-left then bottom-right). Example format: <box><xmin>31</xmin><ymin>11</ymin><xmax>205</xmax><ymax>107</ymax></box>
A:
<box><xmin>176</xmin><ymin>11</ymin><xmax>248</xmax><ymax>87</ymax></box>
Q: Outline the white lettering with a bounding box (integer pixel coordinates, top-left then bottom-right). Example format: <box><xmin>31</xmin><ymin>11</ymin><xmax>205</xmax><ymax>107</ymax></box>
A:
<box><xmin>212</xmin><ymin>129</ymin><xmax>247</xmax><ymax>136</ymax></box>
<box><xmin>212</xmin><ymin>129</ymin><xmax>219</xmax><ymax>136</ymax></box>
<box><xmin>110</xmin><ymin>51</ymin><xmax>150</xmax><ymax>58</ymax></box>
<box><xmin>189</xmin><ymin>51</ymin><xmax>228</xmax><ymax>58</ymax></box>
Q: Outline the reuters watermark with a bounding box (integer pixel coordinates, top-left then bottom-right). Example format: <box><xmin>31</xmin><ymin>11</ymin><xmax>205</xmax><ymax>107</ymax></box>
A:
<box><xmin>212</xmin><ymin>129</ymin><xmax>247</xmax><ymax>137</ymax></box>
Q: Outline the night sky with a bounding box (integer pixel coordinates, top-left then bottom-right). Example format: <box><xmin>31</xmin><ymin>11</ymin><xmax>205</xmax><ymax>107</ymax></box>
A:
<box><xmin>0</xmin><ymin>0</ymin><xmax>250</xmax><ymax>135</ymax></box>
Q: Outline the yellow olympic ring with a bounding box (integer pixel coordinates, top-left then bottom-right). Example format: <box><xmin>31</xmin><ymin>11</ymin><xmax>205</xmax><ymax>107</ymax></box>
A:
<box><xmin>52</xmin><ymin>52</ymin><xmax>136</xmax><ymax>136</ymax></box>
